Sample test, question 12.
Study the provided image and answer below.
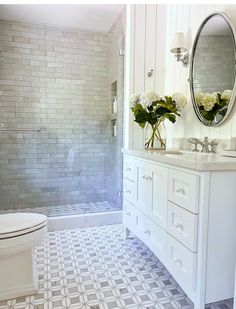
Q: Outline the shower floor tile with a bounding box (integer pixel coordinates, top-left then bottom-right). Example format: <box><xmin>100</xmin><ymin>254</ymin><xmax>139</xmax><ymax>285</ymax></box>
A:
<box><xmin>0</xmin><ymin>224</ymin><xmax>233</xmax><ymax>309</ymax></box>
<box><xmin>0</xmin><ymin>201</ymin><xmax>120</xmax><ymax>217</ymax></box>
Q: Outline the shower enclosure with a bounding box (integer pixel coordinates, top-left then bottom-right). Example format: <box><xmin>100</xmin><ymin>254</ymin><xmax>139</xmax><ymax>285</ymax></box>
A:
<box><xmin>0</xmin><ymin>19</ymin><xmax>124</xmax><ymax>217</ymax></box>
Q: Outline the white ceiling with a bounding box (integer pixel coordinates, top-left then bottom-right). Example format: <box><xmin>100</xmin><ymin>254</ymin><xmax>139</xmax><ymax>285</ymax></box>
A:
<box><xmin>0</xmin><ymin>4</ymin><xmax>124</xmax><ymax>32</ymax></box>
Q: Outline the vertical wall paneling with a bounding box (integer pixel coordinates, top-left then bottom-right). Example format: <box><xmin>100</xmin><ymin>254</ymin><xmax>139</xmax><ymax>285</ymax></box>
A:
<box><xmin>155</xmin><ymin>5</ymin><xmax>167</xmax><ymax>95</ymax></box>
<box><xmin>133</xmin><ymin>5</ymin><xmax>146</xmax><ymax>93</ymax></box>
<box><xmin>173</xmin><ymin>5</ymin><xmax>189</xmax><ymax>139</ymax></box>
<box><xmin>132</xmin><ymin>5</ymin><xmax>146</xmax><ymax>149</ymax></box>
<box><xmin>125</xmin><ymin>5</ymin><xmax>135</xmax><ymax>148</ymax></box>
<box><xmin>164</xmin><ymin>5</ymin><xmax>177</xmax><ymax>147</ymax></box>
<box><xmin>145</xmin><ymin>5</ymin><xmax>157</xmax><ymax>91</ymax></box>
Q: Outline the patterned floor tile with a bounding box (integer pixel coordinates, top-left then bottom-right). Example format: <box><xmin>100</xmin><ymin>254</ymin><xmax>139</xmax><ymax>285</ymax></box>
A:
<box><xmin>0</xmin><ymin>224</ymin><xmax>233</xmax><ymax>309</ymax></box>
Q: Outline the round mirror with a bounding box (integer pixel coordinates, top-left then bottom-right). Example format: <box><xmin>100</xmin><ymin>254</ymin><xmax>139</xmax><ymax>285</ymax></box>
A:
<box><xmin>190</xmin><ymin>12</ymin><xmax>236</xmax><ymax>126</ymax></box>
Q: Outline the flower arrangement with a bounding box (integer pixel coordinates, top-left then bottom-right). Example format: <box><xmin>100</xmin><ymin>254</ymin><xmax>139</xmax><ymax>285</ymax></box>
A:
<box><xmin>195</xmin><ymin>89</ymin><xmax>232</xmax><ymax>123</ymax></box>
<box><xmin>130</xmin><ymin>91</ymin><xmax>187</xmax><ymax>149</ymax></box>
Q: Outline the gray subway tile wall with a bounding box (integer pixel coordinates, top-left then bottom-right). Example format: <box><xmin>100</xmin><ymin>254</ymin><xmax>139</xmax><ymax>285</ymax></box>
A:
<box><xmin>0</xmin><ymin>20</ymin><xmax>123</xmax><ymax>211</ymax></box>
<box><xmin>194</xmin><ymin>35</ymin><xmax>234</xmax><ymax>93</ymax></box>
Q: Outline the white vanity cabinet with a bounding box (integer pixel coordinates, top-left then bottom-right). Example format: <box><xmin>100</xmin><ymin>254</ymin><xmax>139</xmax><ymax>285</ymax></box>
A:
<box><xmin>123</xmin><ymin>151</ymin><xmax>236</xmax><ymax>308</ymax></box>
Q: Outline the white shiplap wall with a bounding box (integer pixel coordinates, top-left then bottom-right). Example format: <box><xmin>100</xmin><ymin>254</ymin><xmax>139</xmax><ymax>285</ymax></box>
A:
<box><xmin>125</xmin><ymin>5</ymin><xmax>167</xmax><ymax>149</ymax></box>
<box><xmin>126</xmin><ymin>4</ymin><xmax>236</xmax><ymax>150</ymax></box>
<box><xmin>165</xmin><ymin>4</ymin><xmax>236</xmax><ymax>146</ymax></box>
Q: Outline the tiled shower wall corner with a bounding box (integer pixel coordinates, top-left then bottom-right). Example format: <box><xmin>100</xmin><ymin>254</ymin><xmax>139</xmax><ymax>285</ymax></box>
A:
<box><xmin>0</xmin><ymin>20</ymin><xmax>123</xmax><ymax>211</ymax></box>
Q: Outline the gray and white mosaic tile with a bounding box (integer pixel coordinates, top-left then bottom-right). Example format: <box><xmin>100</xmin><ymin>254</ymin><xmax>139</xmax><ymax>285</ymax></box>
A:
<box><xmin>0</xmin><ymin>201</ymin><xmax>120</xmax><ymax>217</ymax></box>
<box><xmin>0</xmin><ymin>225</ymin><xmax>233</xmax><ymax>309</ymax></box>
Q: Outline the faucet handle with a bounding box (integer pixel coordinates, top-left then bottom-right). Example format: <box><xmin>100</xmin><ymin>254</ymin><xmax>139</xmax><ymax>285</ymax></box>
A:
<box><xmin>209</xmin><ymin>140</ymin><xmax>218</xmax><ymax>153</ymax></box>
<box><xmin>188</xmin><ymin>137</ymin><xmax>199</xmax><ymax>152</ymax></box>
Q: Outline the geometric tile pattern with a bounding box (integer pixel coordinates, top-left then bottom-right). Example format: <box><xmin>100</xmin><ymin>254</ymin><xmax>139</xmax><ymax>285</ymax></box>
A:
<box><xmin>0</xmin><ymin>225</ymin><xmax>233</xmax><ymax>309</ymax></box>
<box><xmin>0</xmin><ymin>201</ymin><xmax>121</xmax><ymax>217</ymax></box>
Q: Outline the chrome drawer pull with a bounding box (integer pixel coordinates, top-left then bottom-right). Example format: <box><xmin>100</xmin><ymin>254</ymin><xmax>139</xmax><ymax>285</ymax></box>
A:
<box><xmin>142</xmin><ymin>175</ymin><xmax>152</xmax><ymax>181</ymax></box>
<box><xmin>126</xmin><ymin>212</ymin><xmax>131</xmax><ymax>216</ymax></box>
<box><xmin>174</xmin><ymin>222</ymin><xmax>184</xmax><ymax>230</ymax></box>
<box><xmin>173</xmin><ymin>257</ymin><xmax>183</xmax><ymax>266</ymax></box>
<box><xmin>176</xmin><ymin>187</ymin><xmax>185</xmax><ymax>194</ymax></box>
<box><xmin>144</xmin><ymin>230</ymin><xmax>150</xmax><ymax>236</ymax></box>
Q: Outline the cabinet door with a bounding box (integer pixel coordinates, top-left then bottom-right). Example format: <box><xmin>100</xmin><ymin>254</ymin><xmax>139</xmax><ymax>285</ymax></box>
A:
<box><xmin>149</xmin><ymin>164</ymin><xmax>168</xmax><ymax>229</ymax></box>
<box><xmin>136</xmin><ymin>161</ymin><xmax>152</xmax><ymax>215</ymax></box>
<box><xmin>135</xmin><ymin>208</ymin><xmax>166</xmax><ymax>264</ymax></box>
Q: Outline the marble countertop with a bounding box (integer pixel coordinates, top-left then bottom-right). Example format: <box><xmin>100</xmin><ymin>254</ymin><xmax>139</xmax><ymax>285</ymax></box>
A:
<box><xmin>122</xmin><ymin>148</ymin><xmax>236</xmax><ymax>171</ymax></box>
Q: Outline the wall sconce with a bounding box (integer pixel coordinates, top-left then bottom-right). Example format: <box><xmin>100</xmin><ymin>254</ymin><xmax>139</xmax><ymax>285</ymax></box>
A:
<box><xmin>170</xmin><ymin>32</ymin><xmax>190</xmax><ymax>66</ymax></box>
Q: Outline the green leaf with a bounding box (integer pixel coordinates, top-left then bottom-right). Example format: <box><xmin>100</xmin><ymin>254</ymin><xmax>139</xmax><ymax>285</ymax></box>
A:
<box><xmin>134</xmin><ymin>111</ymin><xmax>149</xmax><ymax>124</ymax></box>
<box><xmin>164</xmin><ymin>113</ymin><xmax>176</xmax><ymax>123</ymax></box>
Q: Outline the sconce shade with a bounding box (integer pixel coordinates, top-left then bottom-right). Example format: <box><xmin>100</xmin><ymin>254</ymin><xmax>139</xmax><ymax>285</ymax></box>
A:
<box><xmin>170</xmin><ymin>32</ymin><xmax>187</xmax><ymax>53</ymax></box>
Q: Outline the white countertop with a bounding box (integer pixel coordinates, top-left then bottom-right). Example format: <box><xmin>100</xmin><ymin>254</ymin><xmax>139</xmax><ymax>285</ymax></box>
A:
<box><xmin>123</xmin><ymin>148</ymin><xmax>236</xmax><ymax>171</ymax></box>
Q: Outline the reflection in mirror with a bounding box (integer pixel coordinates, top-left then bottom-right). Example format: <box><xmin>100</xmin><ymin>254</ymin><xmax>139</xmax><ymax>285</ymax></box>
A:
<box><xmin>190</xmin><ymin>13</ymin><xmax>236</xmax><ymax>126</ymax></box>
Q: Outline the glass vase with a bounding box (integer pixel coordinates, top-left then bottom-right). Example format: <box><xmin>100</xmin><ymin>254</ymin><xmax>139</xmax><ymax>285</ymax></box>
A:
<box><xmin>145</xmin><ymin>122</ymin><xmax>166</xmax><ymax>150</ymax></box>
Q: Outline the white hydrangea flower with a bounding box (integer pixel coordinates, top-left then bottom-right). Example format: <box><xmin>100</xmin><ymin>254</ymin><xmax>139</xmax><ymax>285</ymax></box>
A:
<box><xmin>201</xmin><ymin>93</ymin><xmax>216</xmax><ymax>111</ymax></box>
<box><xmin>195</xmin><ymin>92</ymin><xmax>205</xmax><ymax>106</ymax></box>
<box><xmin>140</xmin><ymin>91</ymin><xmax>160</xmax><ymax>108</ymax></box>
<box><xmin>172</xmin><ymin>92</ymin><xmax>187</xmax><ymax>111</ymax></box>
<box><xmin>212</xmin><ymin>92</ymin><xmax>219</xmax><ymax>98</ymax></box>
<box><xmin>130</xmin><ymin>93</ymin><xmax>140</xmax><ymax>107</ymax></box>
<box><xmin>221</xmin><ymin>89</ymin><xmax>232</xmax><ymax>101</ymax></box>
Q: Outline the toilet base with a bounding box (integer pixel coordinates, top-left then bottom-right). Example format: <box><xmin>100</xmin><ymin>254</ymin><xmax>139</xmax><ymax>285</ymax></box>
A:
<box><xmin>0</xmin><ymin>249</ymin><xmax>39</xmax><ymax>301</ymax></box>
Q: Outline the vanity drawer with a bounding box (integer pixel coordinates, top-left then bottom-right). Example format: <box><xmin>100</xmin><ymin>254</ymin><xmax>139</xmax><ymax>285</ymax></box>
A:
<box><xmin>167</xmin><ymin>202</ymin><xmax>198</xmax><ymax>252</ymax></box>
<box><xmin>135</xmin><ymin>209</ymin><xmax>166</xmax><ymax>264</ymax></box>
<box><xmin>168</xmin><ymin>169</ymin><xmax>199</xmax><ymax>214</ymax></box>
<box><xmin>123</xmin><ymin>178</ymin><xmax>137</xmax><ymax>204</ymax></box>
<box><xmin>166</xmin><ymin>234</ymin><xmax>197</xmax><ymax>295</ymax></box>
<box><xmin>123</xmin><ymin>157</ymin><xmax>137</xmax><ymax>182</ymax></box>
<box><xmin>123</xmin><ymin>200</ymin><xmax>135</xmax><ymax>230</ymax></box>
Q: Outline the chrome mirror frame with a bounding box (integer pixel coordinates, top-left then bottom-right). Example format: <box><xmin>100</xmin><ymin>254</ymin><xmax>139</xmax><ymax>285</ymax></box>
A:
<box><xmin>189</xmin><ymin>12</ymin><xmax>236</xmax><ymax>127</ymax></box>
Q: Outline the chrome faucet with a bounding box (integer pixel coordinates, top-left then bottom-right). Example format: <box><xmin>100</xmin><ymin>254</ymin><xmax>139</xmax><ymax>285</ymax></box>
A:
<box><xmin>188</xmin><ymin>137</ymin><xmax>218</xmax><ymax>153</ymax></box>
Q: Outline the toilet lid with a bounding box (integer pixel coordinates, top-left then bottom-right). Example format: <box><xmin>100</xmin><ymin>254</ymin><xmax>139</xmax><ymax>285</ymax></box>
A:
<box><xmin>0</xmin><ymin>213</ymin><xmax>47</xmax><ymax>239</ymax></box>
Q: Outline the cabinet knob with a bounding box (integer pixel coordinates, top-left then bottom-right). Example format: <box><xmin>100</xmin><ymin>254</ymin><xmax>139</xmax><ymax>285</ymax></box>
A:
<box><xmin>126</xmin><ymin>167</ymin><xmax>131</xmax><ymax>172</ymax></box>
<box><xmin>173</xmin><ymin>257</ymin><xmax>183</xmax><ymax>266</ymax></box>
<box><xmin>126</xmin><ymin>190</ymin><xmax>131</xmax><ymax>194</ymax></box>
<box><xmin>176</xmin><ymin>187</ymin><xmax>185</xmax><ymax>194</ymax></box>
<box><xmin>126</xmin><ymin>212</ymin><xmax>130</xmax><ymax>216</ymax></box>
<box><xmin>144</xmin><ymin>230</ymin><xmax>150</xmax><ymax>236</ymax></box>
<box><xmin>174</xmin><ymin>222</ymin><xmax>184</xmax><ymax>230</ymax></box>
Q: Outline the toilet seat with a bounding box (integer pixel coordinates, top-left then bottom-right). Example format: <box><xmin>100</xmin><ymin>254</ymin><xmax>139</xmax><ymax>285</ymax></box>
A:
<box><xmin>0</xmin><ymin>213</ymin><xmax>47</xmax><ymax>239</ymax></box>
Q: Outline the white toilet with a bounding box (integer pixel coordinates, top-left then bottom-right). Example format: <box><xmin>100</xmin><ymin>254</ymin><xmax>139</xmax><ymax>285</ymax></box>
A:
<box><xmin>0</xmin><ymin>213</ymin><xmax>47</xmax><ymax>301</ymax></box>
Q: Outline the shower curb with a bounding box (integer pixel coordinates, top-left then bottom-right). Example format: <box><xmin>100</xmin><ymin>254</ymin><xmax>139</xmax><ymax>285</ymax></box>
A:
<box><xmin>47</xmin><ymin>210</ymin><xmax>123</xmax><ymax>231</ymax></box>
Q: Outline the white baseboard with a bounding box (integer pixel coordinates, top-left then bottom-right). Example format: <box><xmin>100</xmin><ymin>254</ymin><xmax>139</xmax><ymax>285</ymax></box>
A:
<box><xmin>0</xmin><ymin>283</ymin><xmax>38</xmax><ymax>301</ymax></box>
<box><xmin>47</xmin><ymin>210</ymin><xmax>123</xmax><ymax>231</ymax></box>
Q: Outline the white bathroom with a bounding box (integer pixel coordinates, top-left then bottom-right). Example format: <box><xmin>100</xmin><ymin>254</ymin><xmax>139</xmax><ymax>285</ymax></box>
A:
<box><xmin>0</xmin><ymin>2</ymin><xmax>236</xmax><ymax>309</ymax></box>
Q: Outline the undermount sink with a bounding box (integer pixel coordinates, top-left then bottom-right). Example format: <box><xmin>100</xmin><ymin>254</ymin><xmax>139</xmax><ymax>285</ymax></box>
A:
<box><xmin>158</xmin><ymin>150</ymin><xmax>215</xmax><ymax>156</ymax></box>
<box><xmin>148</xmin><ymin>150</ymin><xmax>183</xmax><ymax>155</ymax></box>
<box><xmin>221</xmin><ymin>154</ymin><xmax>236</xmax><ymax>158</ymax></box>
<box><xmin>163</xmin><ymin>150</ymin><xmax>183</xmax><ymax>155</ymax></box>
